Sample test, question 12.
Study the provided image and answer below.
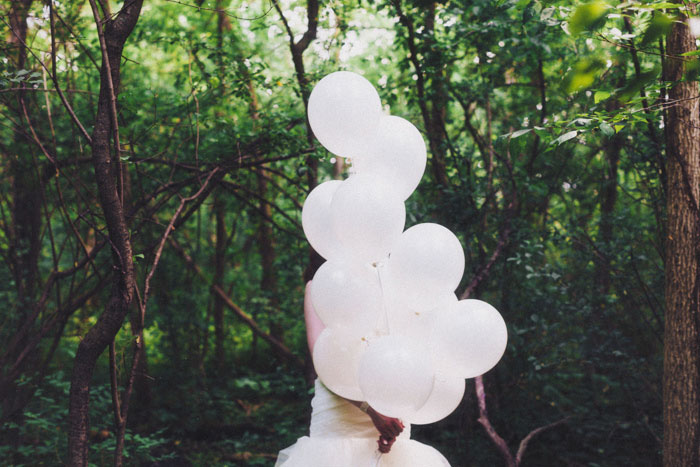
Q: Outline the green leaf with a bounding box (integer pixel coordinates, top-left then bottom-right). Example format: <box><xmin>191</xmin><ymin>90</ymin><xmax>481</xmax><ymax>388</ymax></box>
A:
<box><xmin>552</xmin><ymin>130</ymin><xmax>578</xmax><ymax>145</ymax></box>
<box><xmin>618</xmin><ymin>68</ymin><xmax>660</xmax><ymax>102</ymax></box>
<box><xmin>15</xmin><ymin>69</ymin><xmax>29</xmax><ymax>77</ymax></box>
<box><xmin>511</xmin><ymin>128</ymin><xmax>533</xmax><ymax>138</ymax></box>
<box><xmin>594</xmin><ymin>90</ymin><xmax>611</xmax><ymax>103</ymax></box>
<box><xmin>685</xmin><ymin>59</ymin><xmax>700</xmax><ymax>82</ymax></box>
<box><xmin>564</xmin><ymin>58</ymin><xmax>606</xmax><ymax>93</ymax></box>
<box><xmin>568</xmin><ymin>1</ymin><xmax>609</xmax><ymax>35</ymax></box>
<box><xmin>639</xmin><ymin>13</ymin><xmax>672</xmax><ymax>48</ymax></box>
<box><xmin>600</xmin><ymin>122</ymin><xmax>614</xmax><ymax>136</ymax></box>
<box><xmin>641</xmin><ymin>2</ymin><xmax>683</xmax><ymax>9</ymax></box>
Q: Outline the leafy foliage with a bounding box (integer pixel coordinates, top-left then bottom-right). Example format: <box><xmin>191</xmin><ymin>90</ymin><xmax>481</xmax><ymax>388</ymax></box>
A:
<box><xmin>0</xmin><ymin>0</ymin><xmax>686</xmax><ymax>464</ymax></box>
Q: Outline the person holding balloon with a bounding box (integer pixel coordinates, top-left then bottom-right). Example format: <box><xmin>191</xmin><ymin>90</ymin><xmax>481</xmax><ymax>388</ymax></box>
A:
<box><xmin>274</xmin><ymin>281</ymin><xmax>449</xmax><ymax>467</ymax></box>
<box><xmin>276</xmin><ymin>71</ymin><xmax>507</xmax><ymax>466</ymax></box>
<box><xmin>303</xmin><ymin>280</ymin><xmax>406</xmax><ymax>454</ymax></box>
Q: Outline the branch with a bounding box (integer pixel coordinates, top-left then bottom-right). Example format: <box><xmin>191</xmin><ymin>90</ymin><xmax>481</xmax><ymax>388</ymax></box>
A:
<box><xmin>515</xmin><ymin>417</ymin><xmax>570</xmax><ymax>465</ymax></box>
<box><xmin>143</xmin><ymin>168</ymin><xmax>220</xmax><ymax>304</ymax></box>
<box><xmin>169</xmin><ymin>238</ymin><xmax>305</xmax><ymax>368</ymax></box>
<box><xmin>0</xmin><ymin>11</ymin><xmax>93</xmax><ymax>144</ymax></box>
<box><xmin>88</xmin><ymin>0</ymin><xmax>124</xmax><ymax>202</ymax></box>
<box><xmin>459</xmin><ymin>219</ymin><xmax>512</xmax><ymax>300</ymax></box>
<box><xmin>475</xmin><ymin>375</ymin><xmax>516</xmax><ymax>467</ymax></box>
<box><xmin>391</xmin><ymin>0</ymin><xmax>430</xmax><ymax>138</ymax></box>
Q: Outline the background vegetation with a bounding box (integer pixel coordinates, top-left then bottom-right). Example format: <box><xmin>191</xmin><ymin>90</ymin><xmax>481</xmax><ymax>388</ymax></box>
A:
<box><xmin>1</xmin><ymin>0</ymin><xmax>697</xmax><ymax>465</ymax></box>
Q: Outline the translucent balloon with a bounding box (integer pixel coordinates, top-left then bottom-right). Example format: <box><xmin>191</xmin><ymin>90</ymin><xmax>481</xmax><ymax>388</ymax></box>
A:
<box><xmin>387</xmin><ymin>223</ymin><xmax>465</xmax><ymax>310</ymax></box>
<box><xmin>331</xmin><ymin>174</ymin><xmax>405</xmax><ymax>264</ymax></box>
<box><xmin>432</xmin><ymin>300</ymin><xmax>508</xmax><ymax>378</ymax></box>
<box><xmin>358</xmin><ymin>335</ymin><xmax>434</xmax><ymax>419</ymax></box>
<box><xmin>302</xmin><ymin>180</ymin><xmax>344</xmax><ymax>261</ymax></box>
<box><xmin>313</xmin><ymin>326</ymin><xmax>369</xmax><ymax>401</ymax></box>
<box><xmin>307</xmin><ymin>71</ymin><xmax>382</xmax><ymax>158</ymax></box>
<box><xmin>353</xmin><ymin>116</ymin><xmax>427</xmax><ymax>201</ymax></box>
<box><xmin>379</xmin><ymin>440</ymin><xmax>450</xmax><ymax>466</ymax></box>
<box><xmin>310</xmin><ymin>260</ymin><xmax>383</xmax><ymax>331</ymax></box>
<box><xmin>408</xmin><ymin>371</ymin><xmax>465</xmax><ymax>425</ymax></box>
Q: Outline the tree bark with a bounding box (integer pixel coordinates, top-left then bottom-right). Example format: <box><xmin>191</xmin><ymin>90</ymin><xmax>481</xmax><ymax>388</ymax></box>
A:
<box><xmin>4</xmin><ymin>1</ymin><xmax>39</xmax><ymax>455</ymax></box>
<box><xmin>662</xmin><ymin>13</ymin><xmax>700</xmax><ymax>467</ymax></box>
<box><xmin>8</xmin><ymin>0</ymin><xmax>40</xmax><ymax>302</ymax></box>
<box><xmin>68</xmin><ymin>1</ymin><xmax>144</xmax><ymax>465</ymax></box>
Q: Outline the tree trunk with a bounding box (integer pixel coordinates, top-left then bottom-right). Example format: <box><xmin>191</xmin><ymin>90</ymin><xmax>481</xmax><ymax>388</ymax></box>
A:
<box><xmin>424</xmin><ymin>3</ymin><xmax>449</xmax><ymax>189</ymax></box>
<box><xmin>4</xmin><ymin>1</ymin><xmax>38</xmax><ymax>457</ymax></box>
<box><xmin>662</xmin><ymin>13</ymin><xmax>700</xmax><ymax>467</ymax></box>
<box><xmin>68</xmin><ymin>2</ymin><xmax>143</xmax><ymax>465</ymax></box>
<box><xmin>213</xmin><ymin>195</ymin><xmax>226</xmax><ymax>370</ymax></box>
<box><xmin>595</xmin><ymin>100</ymin><xmax>622</xmax><ymax>297</ymax></box>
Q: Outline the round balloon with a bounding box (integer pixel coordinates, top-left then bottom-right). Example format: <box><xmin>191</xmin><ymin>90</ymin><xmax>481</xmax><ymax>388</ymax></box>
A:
<box><xmin>313</xmin><ymin>326</ymin><xmax>368</xmax><ymax>401</ymax></box>
<box><xmin>331</xmin><ymin>174</ymin><xmax>405</xmax><ymax>264</ymax></box>
<box><xmin>408</xmin><ymin>371</ymin><xmax>465</xmax><ymax>425</ymax></box>
<box><xmin>432</xmin><ymin>299</ymin><xmax>508</xmax><ymax>378</ymax></box>
<box><xmin>385</xmin><ymin>292</ymin><xmax>457</xmax><ymax>342</ymax></box>
<box><xmin>353</xmin><ymin>116</ymin><xmax>427</xmax><ymax>201</ymax></box>
<box><xmin>387</xmin><ymin>223</ymin><xmax>465</xmax><ymax>310</ymax></box>
<box><xmin>307</xmin><ymin>71</ymin><xmax>382</xmax><ymax>158</ymax></box>
<box><xmin>302</xmin><ymin>180</ymin><xmax>344</xmax><ymax>261</ymax></box>
<box><xmin>310</xmin><ymin>260</ymin><xmax>383</xmax><ymax>331</ymax></box>
<box><xmin>358</xmin><ymin>335</ymin><xmax>434</xmax><ymax>419</ymax></box>
<box><xmin>379</xmin><ymin>440</ymin><xmax>450</xmax><ymax>466</ymax></box>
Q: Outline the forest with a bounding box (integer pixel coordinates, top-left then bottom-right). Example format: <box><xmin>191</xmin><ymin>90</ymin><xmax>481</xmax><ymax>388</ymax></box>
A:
<box><xmin>0</xmin><ymin>0</ymin><xmax>698</xmax><ymax>465</ymax></box>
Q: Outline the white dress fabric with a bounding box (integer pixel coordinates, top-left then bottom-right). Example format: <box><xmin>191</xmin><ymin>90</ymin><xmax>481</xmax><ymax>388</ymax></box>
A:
<box><xmin>275</xmin><ymin>380</ymin><xmax>450</xmax><ymax>467</ymax></box>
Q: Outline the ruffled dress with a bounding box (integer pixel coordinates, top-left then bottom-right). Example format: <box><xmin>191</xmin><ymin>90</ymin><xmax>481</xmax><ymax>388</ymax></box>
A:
<box><xmin>275</xmin><ymin>380</ymin><xmax>450</xmax><ymax>467</ymax></box>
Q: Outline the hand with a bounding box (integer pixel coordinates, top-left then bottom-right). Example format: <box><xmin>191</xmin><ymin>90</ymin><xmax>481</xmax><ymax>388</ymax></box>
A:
<box><xmin>378</xmin><ymin>435</ymin><xmax>396</xmax><ymax>454</ymax></box>
<box><xmin>367</xmin><ymin>407</ymin><xmax>404</xmax><ymax>440</ymax></box>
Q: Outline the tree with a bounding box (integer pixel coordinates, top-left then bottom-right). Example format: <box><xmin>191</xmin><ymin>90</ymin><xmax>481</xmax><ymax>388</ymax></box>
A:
<box><xmin>67</xmin><ymin>1</ymin><xmax>144</xmax><ymax>464</ymax></box>
<box><xmin>662</xmin><ymin>11</ymin><xmax>700</xmax><ymax>467</ymax></box>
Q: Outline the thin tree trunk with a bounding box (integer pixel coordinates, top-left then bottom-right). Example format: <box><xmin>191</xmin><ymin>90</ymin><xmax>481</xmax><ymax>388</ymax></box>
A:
<box><xmin>662</xmin><ymin>12</ymin><xmax>700</xmax><ymax>467</ymax></box>
<box><xmin>213</xmin><ymin>196</ymin><xmax>226</xmax><ymax>370</ymax></box>
<box><xmin>68</xmin><ymin>2</ymin><xmax>143</xmax><ymax>465</ymax></box>
<box><xmin>596</xmin><ymin>97</ymin><xmax>623</xmax><ymax>297</ymax></box>
<box><xmin>4</xmin><ymin>2</ymin><xmax>38</xmax><ymax>456</ymax></box>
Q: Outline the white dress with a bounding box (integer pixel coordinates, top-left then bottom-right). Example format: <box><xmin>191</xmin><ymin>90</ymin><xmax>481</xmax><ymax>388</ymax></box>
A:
<box><xmin>275</xmin><ymin>380</ymin><xmax>451</xmax><ymax>467</ymax></box>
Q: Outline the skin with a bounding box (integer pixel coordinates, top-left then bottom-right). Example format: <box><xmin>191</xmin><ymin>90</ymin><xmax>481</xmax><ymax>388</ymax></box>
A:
<box><xmin>304</xmin><ymin>281</ymin><xmax>404</xmax><ymax>453</ymax></box>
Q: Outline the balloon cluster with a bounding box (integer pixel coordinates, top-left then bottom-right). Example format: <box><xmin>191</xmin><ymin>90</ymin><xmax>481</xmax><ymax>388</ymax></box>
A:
<box><xmin>303</xmin><ymin>71</ymin><xmax>508</xmax><ymax>425</ymax></box>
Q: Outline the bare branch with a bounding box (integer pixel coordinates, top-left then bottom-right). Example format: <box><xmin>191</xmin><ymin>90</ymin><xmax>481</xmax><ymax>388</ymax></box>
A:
<box><xmin>475</xmin><ymin>375</ymin><xmax>516</xmax><ymax>467</ymax></box>
<box><xmin>515</xmin><ymin>417</ymin><xmax>570</xmax><ymax>465</ymax></box>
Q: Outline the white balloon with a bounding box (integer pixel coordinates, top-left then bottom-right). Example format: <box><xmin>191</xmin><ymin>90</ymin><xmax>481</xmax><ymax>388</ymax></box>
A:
<box><xmin>385</xmin><ymin>291</ymin><xmax>457</xmax><ymax>342</ymax></box>
<box><xmin>302</xmin><ymin>180</ymin><xmax>344</xmax><ymax>261</ymax></box>
<box><xmin>379</xmin><ymin>440</ymin><xmax>450</xmax><ymax>466</ymax></box>
<box><xmin>313</xmin><ymin>326</ymin><xmax>368</xmax><ymax>401</ymax></box>
<box><xmin>387</xmin><ymin>223</ymin><xmax>465</xmax><ymax>310</ymax></box>
<box><xmin>310</xmin><ymin>260</ymin><xmax>383</xmax><ymax>331</ymax></box>
<box><xmin>308</xmin><ymin>71</ymin><xmax>382</xmax><ymax>158</ymax></box>
<box><xmin>358</xmin><ymin>335</ymin><xmax>434</xmax><ymax>419</ymax></box>
<box><xmin>408</xmin><ymin>371</ymin><xmax>465</xmax><ymax>425</ymax></box>
<box><xmin>331</xmin><ymin>174</ymin><xmax>405</xmax><ymax>264</ymax></box>
<box><xmin>353</xmin><ymin>116</ymin><xmax>427</xmax><ymax>201</ymax></box>
<box><xmin>432</xmin><ymin>300</ymin><xmax>508</xmax><ymax>378</ymax></box>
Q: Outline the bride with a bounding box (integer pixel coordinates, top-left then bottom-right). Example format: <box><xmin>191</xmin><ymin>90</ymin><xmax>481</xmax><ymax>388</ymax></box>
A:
<box><xmin>275</xmin><ymin>282</ymin><xmax>450</xmax><ymax>467</ymax></box>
